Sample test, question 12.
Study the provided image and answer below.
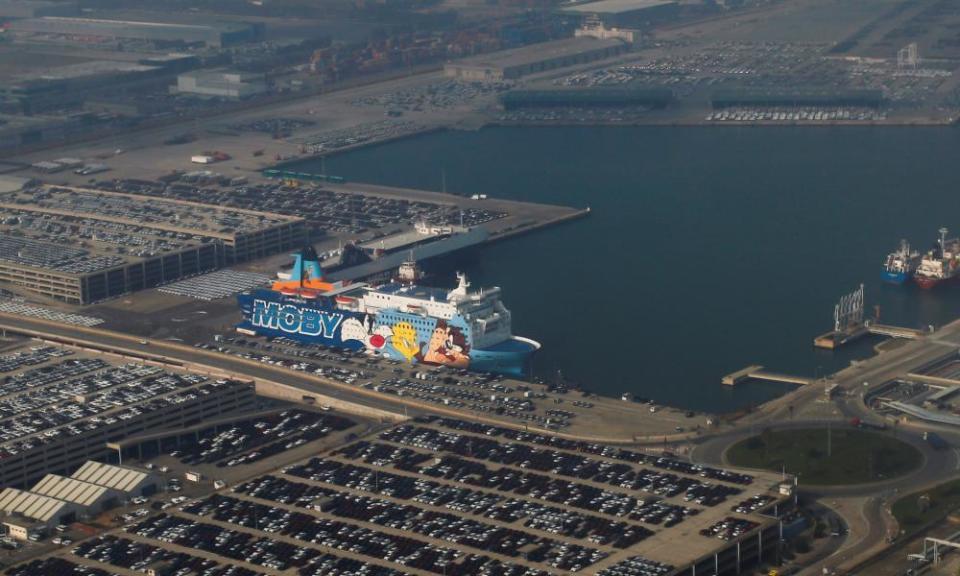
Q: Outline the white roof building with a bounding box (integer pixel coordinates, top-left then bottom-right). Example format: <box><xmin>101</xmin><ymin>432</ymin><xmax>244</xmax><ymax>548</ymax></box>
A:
<box><xmin>71</xmin><ymin>461</ymin><xmax>158</xmax><ymax>496</ymax></box>
<box><xmin>0</xmin><ymin>487</ymin><xmax>80</xmax><ymax>526</ymax></box>
<box><xmin>31</xmin><ymin>474</ymin><xmax>119</xmax><ymax>511</ymax></box>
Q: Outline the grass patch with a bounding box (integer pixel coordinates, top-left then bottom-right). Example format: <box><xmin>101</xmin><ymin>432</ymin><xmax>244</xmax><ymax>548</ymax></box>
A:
<box><xmin>727</xmin><ymin>428</ymin><xmax>922</xmax><ymax>485</ymax></box>
<box><xmin>893</xmin><ymin>479</ymin><xmax>960</xmax><ymax>537</ymax></box>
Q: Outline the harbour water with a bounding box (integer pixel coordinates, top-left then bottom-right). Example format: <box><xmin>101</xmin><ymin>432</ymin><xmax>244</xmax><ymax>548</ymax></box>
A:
<box><xmin>290</xmin><ymin>126</ymin><xmax>960</xmax><ymax>412</ymax></box>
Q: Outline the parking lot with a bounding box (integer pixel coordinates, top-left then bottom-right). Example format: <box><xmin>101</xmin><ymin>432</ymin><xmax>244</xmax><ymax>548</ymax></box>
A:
<box><xmin>169</xmin><ymin>409</ymin><xmax>355</xmax><ymax>469</ymax></box>
<box><xmin>199</xmin><ymin>334</ymin><xmax>701</xmax><ymax>440</ymax></box>
<box><xmin>159</xmin><ymin>270</ymin><xmax>271</xmax><ymax>301</ymax></box>
<box><xmin>96</xmin><ymin>176</ymin><xmax>504</xmax><ymax>238</ymax></box>
<box><xmin>351</xmin><ymin>80</ymin><xmax>512</xmax><ymax>114</ymax></box>
<box><xmin>0</xmin><ymin>300</ymin><xmax>104</xmax><ymax>327</ymax></box>
<box><xmin>1</xmin><ymin>411</ymin><xmax>786</xmax><ymax>576</ymax></box>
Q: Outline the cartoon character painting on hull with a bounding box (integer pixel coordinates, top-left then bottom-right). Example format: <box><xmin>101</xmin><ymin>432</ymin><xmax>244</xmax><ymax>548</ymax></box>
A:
<box><xmin>421</xmin><ymin>321</ymin><xmax>470</xmax><ymax>368</ymax></box>
<box><xmin>341</xmin><ymin>315</ymin><xmax>471</xmax><ymax>368</ymax></box>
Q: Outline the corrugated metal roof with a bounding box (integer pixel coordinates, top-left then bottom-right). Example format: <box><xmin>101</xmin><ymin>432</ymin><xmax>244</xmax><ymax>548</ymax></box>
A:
<box><xmin>32</xmin><ymin>474</ymin><xmax>110</xmax><ymax>506</ymax></box>
<box><xmin>71</xmin><ymin>461</ymin><xmax>151</xmax><ymax>493</ymax></box>
<box><xmin>0</xmin><ymin>488</ymin><xmax>69</xmax><ymax>522</ymax></box>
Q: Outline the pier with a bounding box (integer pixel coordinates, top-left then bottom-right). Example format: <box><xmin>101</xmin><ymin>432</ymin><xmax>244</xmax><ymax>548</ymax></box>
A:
<box><xmin>813</xmin><ymin>285</ymin><xmax>927</xmax><ymax>349</ymax></box>
<box><xmin>722</xmin><ymin>365</ymin><xmax>812</xmax><ymax>387</ymax></box>
<box><xmin>814</xmin><ymin>323</ymin><xmax>927</xmax><ymax>349</ymax></box>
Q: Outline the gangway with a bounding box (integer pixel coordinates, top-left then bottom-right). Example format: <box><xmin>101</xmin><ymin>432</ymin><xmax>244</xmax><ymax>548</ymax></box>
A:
<box><xmin>866</xmin><ymin>323</ymin><xmax>926</xmax><ymax>340</ymax></box>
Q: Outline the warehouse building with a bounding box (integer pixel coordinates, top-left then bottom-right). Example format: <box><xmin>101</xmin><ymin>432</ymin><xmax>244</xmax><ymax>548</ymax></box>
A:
<box><xmin>6</xmin><ymin>16</ymin><xmax>264</xmax><ymax>47</ymax></box>
<box><xmin>176</xmin><ymin>70</ymin><xmax>268</xmax><ymax>99</ymax></box>
<box><xmin>0</xmin><ymin>489</ymin><xmax>80</xmax><ymax>540</ymax></box>
<box><xmin>559</xmin><ymin>0</ymin><xmax>679</xmax><ymax>28</ymax></box>
<box><xmin>0</xmin><ymin>463</ymin><xmax>158</xmax><ymax>539</ymax></box>
<box><xmin>0</xmin><ymin>184</ymin><xmax>306</xmax><ymax>304</ymax></box>
<box><xmin>31</xmin><ymin>474</ymin><xmax>122</xmax><ymax>514</ymax></box>
<box><xmin>70</xmin><ymin>462</ymin><xmax>159</xmax><ymax>498</ymax></box>
<box><xmin>444</xmin><ymin>36</ymin><xmax>628</xmax><ymax>81</ymax></box>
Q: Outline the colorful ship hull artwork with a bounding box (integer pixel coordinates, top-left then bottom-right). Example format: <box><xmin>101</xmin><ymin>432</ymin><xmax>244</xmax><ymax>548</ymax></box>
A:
<box><xmin>237</xmin><ymin>247</ymin><xmax>540</xmax><ymax>377</ymax></box>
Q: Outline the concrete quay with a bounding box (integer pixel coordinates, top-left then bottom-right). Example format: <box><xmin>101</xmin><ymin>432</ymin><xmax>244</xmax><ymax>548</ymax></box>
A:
<box><xmin>0</xmin><ymin>312</ymin><xmax>698</xmax><ymax>444</ymax></box>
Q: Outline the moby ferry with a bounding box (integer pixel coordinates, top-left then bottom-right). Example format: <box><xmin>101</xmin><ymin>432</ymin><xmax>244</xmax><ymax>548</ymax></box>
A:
<box><xmin>237</xmin><ymin>247</ymin><xmax>540</xmax><ymax>377</ymax></box>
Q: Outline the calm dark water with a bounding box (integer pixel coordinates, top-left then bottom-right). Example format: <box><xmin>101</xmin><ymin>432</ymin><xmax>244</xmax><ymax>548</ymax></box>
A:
<box><xmin>289</xmin><ymin>126</ymin><xmax>960</xmax><ymax>413</ymax></box>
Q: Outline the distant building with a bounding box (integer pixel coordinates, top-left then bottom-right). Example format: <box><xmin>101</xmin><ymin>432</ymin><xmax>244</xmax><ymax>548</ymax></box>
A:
<box><xmin>7</xmin><ymin>16</ymin><xmax>263</xmax><ymax>47</ymax></box>
<box><xmin>0</xmin><ymin>184</ymin><xmax>305</xmax><ymax>304</ymax></box>
<box><xmin>559</xmin><ymin>0</ymin><xmax>678</xmax><ymax>28</ymax></box>
<box><xmin>177</xmin><ymin>70</ymin><xmax>268</xmax><ymax>99</ymax></box>
<box><xmin>0</xmin><ymin>0</ymin><xmax>78</xmax><ymax>18</ymax></box>
<box><xmin>574</xmin><ymin>16</ymin><xmax>639</xmax><ymax>44</ymax></box>
<box><xmin>0</xmin><ymin>60</ymin><xmax>166</xmax><ymax>114</ymax></box>
<box><xmin>444</xmin><ymin>37</ymin><xmax>628</xmax><ymax>82</ymax></box>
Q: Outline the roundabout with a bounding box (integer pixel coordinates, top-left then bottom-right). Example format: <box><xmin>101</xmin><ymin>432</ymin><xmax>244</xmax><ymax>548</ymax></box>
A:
<box><xmin>725</xmin><ymin>427</ymin><xmax>923</xmax><ymax>486</ymax></box>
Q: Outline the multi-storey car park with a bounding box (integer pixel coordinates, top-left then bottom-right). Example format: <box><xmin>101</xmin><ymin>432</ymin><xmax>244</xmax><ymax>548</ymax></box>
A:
<box><xmin>0</xmin><ymin>345</ymin><xmax>257</xmax><ymax>488</ymax></box>
<box><xmin>0</xmin><ymin>183</ymin><xmax>305</xmax><ymax>303</ymax></box>
<box><xmin>4</xmin><ymin>408</ymin><xmax>795</xmax><ymax>576</ymax></box>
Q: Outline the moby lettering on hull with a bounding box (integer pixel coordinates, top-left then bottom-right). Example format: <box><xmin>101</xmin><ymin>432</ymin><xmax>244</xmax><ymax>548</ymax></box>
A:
<box><xmin>251</xmin><ymin>299</ymin><xmax>343</xmax><ymax>338</ymax></box>
<box><xmin>237</xmin><ymin>248</ymin><xmax>540</xmax><ymax>377</ymax></box>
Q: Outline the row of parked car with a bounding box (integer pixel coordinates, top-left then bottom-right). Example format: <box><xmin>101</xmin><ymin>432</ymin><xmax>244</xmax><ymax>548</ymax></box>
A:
<box><xmin>179</xmin><ymin>494</ymin><xmax>546</xmax><ymax>575</ymax></box>
<box><xmin>332</xmin><ymin>441</ymin><xmax>656</xmax><ymax>547</ymax></box>
<box><xmin>171</xmin><ymin>409</ymin><xmax>353</xmax><ymax>468</ymax></box>
<box><xmin>427</xmin><ymin>416</ymin><xmax>754</xmax><ymax>485</ymax></box>
<box><xmin>381</xmin><ymin>424</ymin><xmax>741</xmax><ymax>507</ymax></box>
<box><xmin>72</xmin><ymin>534</ymin><xmax>261</xmax><ymax>576</ymax></box>
<box><xmin>700</xmin><ymin>517</ymin><xmax>761</xmax><ymax>541</ymax></box>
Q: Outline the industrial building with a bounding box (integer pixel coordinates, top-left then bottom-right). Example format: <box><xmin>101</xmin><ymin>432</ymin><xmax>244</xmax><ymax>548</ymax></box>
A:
<box><xmin>0</xmin><ymin>60</ymin><xmax>172</xmax><ymax>115</ymax></box>
<box><xmin>0</xmin><ymin>113</ymin><xmax>110</xmax><ymax>152</ymax></box>
<box><xmin>6</xmin><ymin>16</ymin><xmax>264</xmax><ymax>47</ymax></box>
<box><xmin>0</xmin><ymin>489</ymin><xmax>81</xmax><ymax>539</ymax></box>
<box><xmin>30</xmin><ymin>474</ymin><xmax>122</xmax><ymax>514</ymax></box>
<box><xmin>0</xmin><ymin>0</ymin><xmax>78</xmax><ymax>18</ymax></box>
<box><xmin>444</xmin><ymin>36</ymin><xmax>628</xmax><ymax>81</ymax></box>
<box><xmin>69</xmin><ymin>462</ymin><xmax>159</xmax><ymax>498</ymax></box>
<box><xmin>0</xmin><ymin>352</ymin><xmax>257</xmax><ymax>488</ymax></box>
<box><xmin>0</xmin><ymin>183</ymin><xmax>306</xmax><ymax>304</ymax></box>
<box><xmin>0</xmin><ymin>462</ymin><xmax>159</xmax><ymax>539</ymax></box>
<box><xmin>559</xmin><ymin>0</ymin><xmax>679</xmax><ymax>28</ymax></box>
<box><xmin>176</xmin><ymin>70</ymin><xmax>268</xmax><ymax>99</ymax></box>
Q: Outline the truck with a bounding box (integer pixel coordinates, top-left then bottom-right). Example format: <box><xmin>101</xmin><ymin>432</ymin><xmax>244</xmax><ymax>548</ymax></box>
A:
<box><xmin>849</xmin><ymin>417</ymin><xmax>888</xmax><ymax>431</ymax></box>
<box><xmin>923</xmin><ymin>431</ymin><xmax>949</xmax><ymax>450</ymax></box>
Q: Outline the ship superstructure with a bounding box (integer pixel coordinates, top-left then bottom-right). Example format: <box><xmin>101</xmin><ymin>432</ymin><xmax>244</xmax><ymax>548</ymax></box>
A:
<box><xmin>237</xmin><ymin>247</ymin><xmax>539</xmax><ymax>376</ymax></box>
<box><xmin>881</xmin><ymin>239</ymin><xmax>921</xmax><ymax>284</ymax></box>
<box><xmin>914</xmin><ymin>227</ymin><xmax>960</xmax><ymax>289</ymax></box>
